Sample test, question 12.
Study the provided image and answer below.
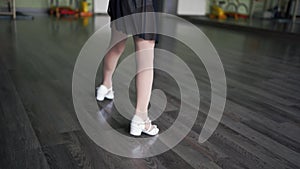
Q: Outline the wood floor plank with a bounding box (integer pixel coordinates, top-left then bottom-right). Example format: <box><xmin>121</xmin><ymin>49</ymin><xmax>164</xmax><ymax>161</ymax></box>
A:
<box><xmin>0</xmin><ymin>65</ymin><xmax>39</xmax><ymax>151</ymax></box>
<box><xmin>194</xmin><ymin>94</ymin><xmax>300</xmax><ymax>168</ymax></box>
<box><xmin>225</xmin><ymin>100</ymin><xmax>300</xmax><ymax>146</ymax></box>
<box><xmin>41</xmin><ymin>130</ymin><xmax>195</xmax><ymax>169</ymax></box>
<box><xmin>0</xmin><ymin>60</ymin><xmax>50</xmax><ymax>169</ymax></box>
<box><xmin>0</xmin><ymin>147</ymin><xmax>50</xmax><ymax>169</ymax></box>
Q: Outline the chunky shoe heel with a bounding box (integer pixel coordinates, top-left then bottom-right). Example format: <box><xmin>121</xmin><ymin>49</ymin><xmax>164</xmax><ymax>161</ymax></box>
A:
<box><xmin>130</xmin><ymin>124</ymin><xmax>143</xmax><ymax>136</ymax></box>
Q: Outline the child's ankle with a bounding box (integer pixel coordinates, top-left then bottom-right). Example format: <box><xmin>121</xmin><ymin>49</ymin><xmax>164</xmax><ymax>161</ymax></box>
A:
<box><xmin>134</xmin><ymin>112</ymin><xmax>148</xmax><ymax>121</ymax></box>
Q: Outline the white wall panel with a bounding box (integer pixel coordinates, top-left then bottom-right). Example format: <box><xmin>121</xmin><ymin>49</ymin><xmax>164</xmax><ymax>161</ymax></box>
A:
<box><xmin>177</xmin><ymin>0</ymin><xmax>207</xmax><ymax>15</ymax></box>
<box><xmin>94</xmin><ymin>0</ymin><xmax>109</xmax><ymax>13</ymax></box>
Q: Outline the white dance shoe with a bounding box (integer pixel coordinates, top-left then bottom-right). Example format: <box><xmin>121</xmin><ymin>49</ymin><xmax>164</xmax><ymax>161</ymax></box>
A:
<box><xmin>96</xmin><ymin>85</ymin><xmax>114</xmax><ymax>101</ymax></box>
<box><xmin>130</xmin><ymin>115</ymin><xmax>159</xmax><ymax>136</ymax></box>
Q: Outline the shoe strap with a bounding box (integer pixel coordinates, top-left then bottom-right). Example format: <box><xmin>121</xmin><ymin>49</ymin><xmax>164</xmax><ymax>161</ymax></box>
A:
<box><xmin>145</xmin><ymin>123</ymin><xmax>157</xmax><ymax>132</ymax></box>
<box><xmin>144</xmin><ymin>118</ymin><xmax>158</xmax><ymax>132</ymax></box>
<box><xmin>99</xmin><ymin>85</ymin><xmax>113</xmax><ymax>91</ymax></box>
<box><xmin>132</xmin><ymin>115</ymin><xmax>146</xmax><ymax>126</ymax></box>
<box><xmin>145</xmin><ymin>118</ymin><xmax>151</xmax><ymax>124</ymax></box>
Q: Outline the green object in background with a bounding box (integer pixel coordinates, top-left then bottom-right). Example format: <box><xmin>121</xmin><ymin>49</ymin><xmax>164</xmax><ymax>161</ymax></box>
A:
<box><xmin>16</xmin><ymin>0</ymin><xmax>48</xmax><ymax>8</ymax></box>
<box><xmin>15</xmin><ymin>0</ymin><xmax>93</xmax><ymax>12</ymax></box>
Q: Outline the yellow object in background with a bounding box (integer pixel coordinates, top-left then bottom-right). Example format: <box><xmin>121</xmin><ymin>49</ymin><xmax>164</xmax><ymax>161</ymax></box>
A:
<box><xmin>81</xmin><ymin>0</ymin><xmax>89</xmax><ymax>12</ymax></box>
<box><xmin>212</xmin><ymin>5</ymin><xmax>225</xmax><ymax>16</ymax></box>
<box><xmin>210</xmin><ymin>5</ymin><xmax>227</xmax><ymax>19</ymax></box>
<box><xmin>80</xmin><ymin>0</ymin><xmax>93</xmax><ymax>18</ymax></box>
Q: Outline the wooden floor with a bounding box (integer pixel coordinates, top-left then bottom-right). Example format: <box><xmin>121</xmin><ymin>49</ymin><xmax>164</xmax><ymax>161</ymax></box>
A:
<box><xmin>0</xmin><ymin>16</ymin><xmax>300</xmax><ymax>169</ymax></box>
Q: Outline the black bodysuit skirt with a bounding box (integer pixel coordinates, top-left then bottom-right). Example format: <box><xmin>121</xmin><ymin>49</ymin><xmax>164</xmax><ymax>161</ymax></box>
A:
<box><xmin>107</xmin><ymin>0</ymin><xmax>158</xmax><ymax>41</ymax></box>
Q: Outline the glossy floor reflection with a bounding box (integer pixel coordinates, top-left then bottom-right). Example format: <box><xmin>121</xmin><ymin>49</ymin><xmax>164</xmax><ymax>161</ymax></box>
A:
<box><xmin>187</xmin><ymin>16</ymin><xmax>300</xmax><ymax>35</ymax></box>
<box><xmin>0</xmin><ymin>15</ymin><xmax>300</xmax><ymax>169</ymax></box>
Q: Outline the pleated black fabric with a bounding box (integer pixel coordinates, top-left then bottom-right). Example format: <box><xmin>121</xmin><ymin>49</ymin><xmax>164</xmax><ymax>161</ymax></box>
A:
<box><xmin>107</xmin><ymin>0</ymin><xmax>158</xmax><ymax>41</ymax></box>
